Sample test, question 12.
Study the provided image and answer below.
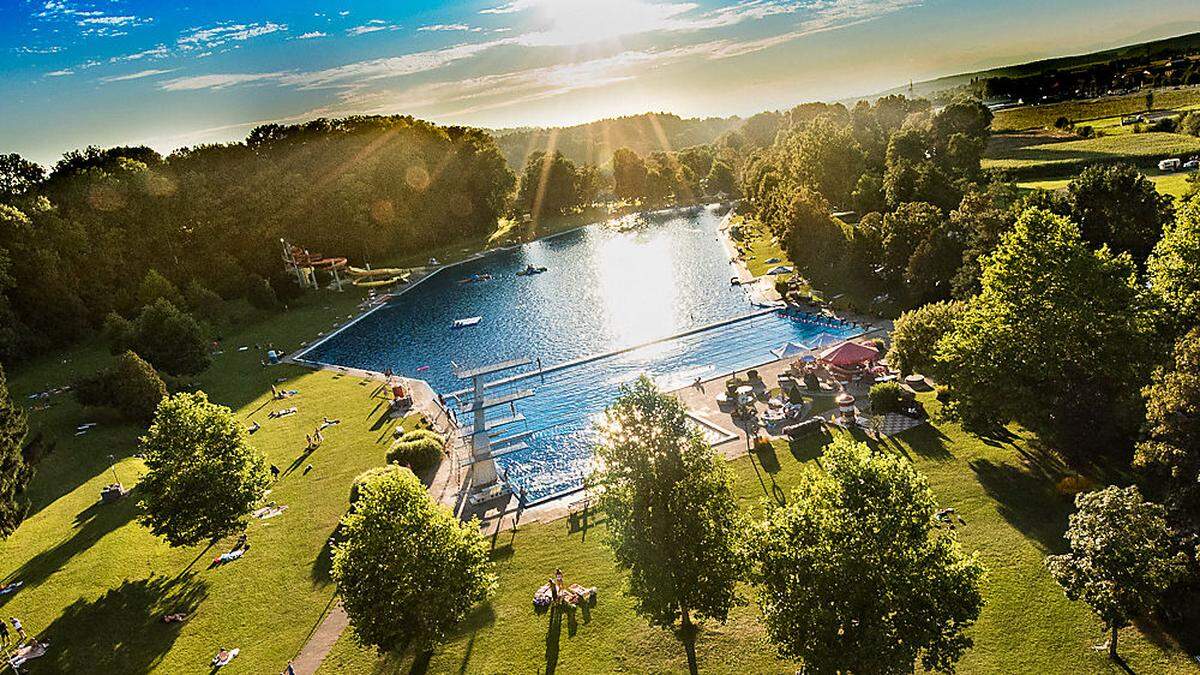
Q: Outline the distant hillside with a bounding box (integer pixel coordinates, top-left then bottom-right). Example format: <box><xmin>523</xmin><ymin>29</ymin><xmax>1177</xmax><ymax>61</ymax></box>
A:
<box><xmin>489</xmin><ymin>112</ymin><xmax>742</xmax><ymax>169</ymax></box>
<box><xmin>870</xmin><ymin>30</ymin><xmax>1200</xmax><ymax>101</ymax></box>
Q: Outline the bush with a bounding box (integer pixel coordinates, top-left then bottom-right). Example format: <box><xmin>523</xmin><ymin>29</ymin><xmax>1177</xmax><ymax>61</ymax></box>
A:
<box><xmin>386</xmin><ymin>430</ymin><xmax>444</xmax><ymax>472</ymax></box>
<box><xmin>137</xmin><ymin>269</ymin><xmax>183</xmax><ymax>309</ymax></box>
<box><xmin>869</xmin><ymin>381</ymin><xmax>906</xmax><ymax>414</ymax></box>
<box><xmin>1181</xmin><ymin>111</ymin><xmax>1200</xmax><ymax>137</ymax></box>
<box><xmin>184</xmin><ymin>281</ymin><xmax>224</xmax><ymax>320</ymax></box>
<box><xmin>774</xmin><ymin>277</ymin><xmax>790</xmax><ymax>296</ymax></box>
<box><xmin>101</xmin><ymin>311</ymin><xmax>135</xmax><ymax>355</ymax></box>
<box><xmin>246</xmin><ymin>274</ymin><xmax>279</xmax><ymax>310</ymax></box>
<box><xmin>131</xmin><ymin>299</ymin><xmax>211</xmax><ymax>375</ymax></box>
<box><xmin>350</xmin><ymin>465</ymin><xmax>406</xmax><ymax>506</ymax></box>
<box><xmin>74</xmin><ymin>351</ymin><xmax>167</xmax><ymax>424</ymax></box>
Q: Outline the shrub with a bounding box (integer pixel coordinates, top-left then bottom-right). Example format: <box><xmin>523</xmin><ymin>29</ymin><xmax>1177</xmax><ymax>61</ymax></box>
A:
<box><xmin>137</xmin><ymin>269</ymin><xmax>183</xmax><ymax>309</ymax></box>
<box><xmin>869</xmin><ymin>381</ymin><xmax>906</xmax><ymax>414</ymax></box>
<box><xmin>131</xmin><ymin>299</ymin><xmax>211</xmax><ymax>375</ymax></box>
<box><xmin>101</xmin><ymin>311</ymin><xmax>135</xmax><ymax>355</ymax></box>
<box><xmin>350</xmin><ymin>465</ymin><xmax>406</xmax><ymax>506</ymax></box>
<box><xmin>1181</xmin><ymin>111</ymin><xmax>1200</xmax><ymax>137</ymax></box>
<box><xmin>184</xmin><ymin>281</ymin><xmax>224</xmax><ymax>320</ymax></box>
<box><xmin>774</xmin><ymin>277</ymin><xmax>790</xmax><ymax>296</ymax></box>
<box><xmin>246</xmin><ymin>274</ymin><xmax>279</xmax><ymax>310</ymax></box>
<box><xmin>386</xmin><ymin>430</ymin><xmax>444</xmax><ymax>472</ymax></box>
<box><xmin>74</xmin><ymin>351</ymin><xmax>167</xmax><ymax>424</ymax></box>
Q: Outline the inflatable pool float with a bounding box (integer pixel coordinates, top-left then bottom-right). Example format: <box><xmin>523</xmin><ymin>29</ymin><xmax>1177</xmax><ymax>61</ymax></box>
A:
<box><xmin>452</xmin><ymin>317</ymin><xmax>482</xmax><ymax>329</ymax></box>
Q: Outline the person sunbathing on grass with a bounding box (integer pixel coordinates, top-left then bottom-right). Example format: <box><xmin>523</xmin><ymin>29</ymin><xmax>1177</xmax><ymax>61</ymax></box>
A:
<box><xmin>211</xmin><ymin>647</ymin><xmax>239</xmax><ymax>667</ymax></box>
<box><xmin>269</xmin><ymin>407</ymin><xmax>297</xmax><ymax>419</ymax></box>
<box><xmin>319</xmin><ymin>417</ymin><xmax>341</xmax><ymax>430</ymax></box>
<box><xmin>161</xmin><ymin>613</ymin><xmax>188</xmax><ymax>624</ymax></box>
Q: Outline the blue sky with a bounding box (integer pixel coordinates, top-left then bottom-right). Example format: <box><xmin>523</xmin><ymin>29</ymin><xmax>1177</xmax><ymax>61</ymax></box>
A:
<box><xmin>2</xmin><ymin>0</ymin><xmax>1199</xmax><ymax>165</ymax></box>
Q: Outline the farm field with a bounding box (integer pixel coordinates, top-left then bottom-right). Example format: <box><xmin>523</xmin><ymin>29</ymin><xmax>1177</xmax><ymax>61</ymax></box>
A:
<box><xmin>1017</xmin><ymin>172</ymin><xmax>1194</xmax><ymax>199</ymax></box>
<box><xmin>992</xmin><ymin>86</ymin><xmax>1200</xmax><ymax>131</ymax></box>
<box><xmin>982</xmin><ymin>131</ymin><xmax>1200</xmax><ymax>179</ymax></box>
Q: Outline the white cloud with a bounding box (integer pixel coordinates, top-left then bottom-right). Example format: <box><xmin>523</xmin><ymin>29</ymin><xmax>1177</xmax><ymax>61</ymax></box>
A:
<box><xmin>346</xmin><ymin>21</ymin><xmax>401</xmax><ymax>36</ymax></box>
<box><xmin>14</xmin><ymin>45</ymin><xmax>64</xmax><ymax>54</ymax></box>
<box><xmin>420</xmin><ymin>24</ymin><xmax>482</xmax><ymax>33</ymax></box>
<box><xmin>178</xmin><ymin>22</ymin><xmax>287</xmax><ymax>50</ymax></box>
<box><xmin>161</xmin><ymin>72</ymin><xmax>285</xmax><ymax>91</ymax></box>
<box><xmin>109</xmin><ymin>44</ymin><xmax>169</xmax><ymax>63</ymax></box>
<box><xmin>294</xmin><ymin>31</ymin><xmax>327</xmax><ymax>40</ymax></box>
<box><xmin>45</xmin><ymin>68</ymin><xmax>74</xmax><ymax>77</ymax></box>
<box><xmin>79</xmin><ymin>15</ymin><xmax>141</xmax><ymax>26</ymax></box>
<box><xmin>101</xmin><ymin>68</ymin><xmax>176</xmax><ymax>83</ymax></box>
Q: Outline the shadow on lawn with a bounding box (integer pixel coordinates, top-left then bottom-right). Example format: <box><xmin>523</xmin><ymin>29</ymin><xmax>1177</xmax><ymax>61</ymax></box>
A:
<box><xmin>38</xmin><ymin>572</ymin><xmax>207</xmax><ymax>672</ymax></box>
<box><xmin>1</xmin><ymin>494</ymin><xmax>139</xmax><ymax>603</ymax></box>
<box><xmin>969</xmin><ymin>457</ymin><xmax>1072</xmax><ymax>553</ymax></box>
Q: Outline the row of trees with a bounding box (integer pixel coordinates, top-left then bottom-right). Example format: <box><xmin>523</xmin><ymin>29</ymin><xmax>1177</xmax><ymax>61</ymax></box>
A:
<box><xmin>740</xmin><ymin>97</ymin><xmax>998</xmax><ymax>309</ymax></box>
<box><xmin>0</xmin><ymin>115</ymin><xmax>516</xmax><ymax>364</ymax></box>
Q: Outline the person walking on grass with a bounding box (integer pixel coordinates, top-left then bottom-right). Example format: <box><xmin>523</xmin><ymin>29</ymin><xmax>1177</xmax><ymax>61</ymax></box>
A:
<box><xmin>283</xmin><ymin>660</ymin><xmax>296</xmax><ymax>675</ymax></box>
<box><xmin>10</xmin><ymin>617</ymin><xmax>25</xmax><ymax>641</ymax></box>
<box><xmin>0</xmin><ymin>618</ymin><xmax>9</xmax><ymax>647</ymax></box>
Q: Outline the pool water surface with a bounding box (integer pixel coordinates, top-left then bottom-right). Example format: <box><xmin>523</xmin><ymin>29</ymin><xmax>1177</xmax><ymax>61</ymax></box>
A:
<box><xmin>301</xmin><ymin>206</ymin><xmax>857</xmax><ymax>502</ymax></box>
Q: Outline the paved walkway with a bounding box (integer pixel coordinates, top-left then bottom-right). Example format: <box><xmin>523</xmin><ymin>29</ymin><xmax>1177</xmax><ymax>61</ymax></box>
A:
<box><xmin>291</xmin><ymin>604</ymin><xmax>348</xmax><ymax>675</ymax></box>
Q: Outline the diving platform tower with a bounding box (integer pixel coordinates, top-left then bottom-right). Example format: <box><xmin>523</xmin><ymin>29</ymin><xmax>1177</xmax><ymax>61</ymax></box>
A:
<box><xmin>454</xmin><ymin>359</ymin><xmax>535</xmax><ymax>503</ymax></box>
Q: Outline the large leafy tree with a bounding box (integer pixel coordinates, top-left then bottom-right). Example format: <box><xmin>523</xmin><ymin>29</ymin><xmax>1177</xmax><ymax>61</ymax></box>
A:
<box><xmin>1134</xmin><ymin>327</ymin><xmax>1200</xmax><ymax>548</ymax></box>
<box><xmin>612</xmin><ymin>147</ymin><xmax>648</xmax><ymax>202</ymax></box>
<box><xmin>333</xmin><ymin>467</ymin><xmax>495</xmax><ymax>655</ymax></box>
<box><xmin>590</xmin><ymin>375</ymin><xmax>746</xmax><ymax>674</ymax></box>
<box><xmin>936</xmin><ymin>208</ymin><xmax>1152</xmax><ymax>450</ymax></box>
<box><xmin>514</xmin><ymin>150</ymin><xmax>588</xmax><ymax>219</ymax></box>
<box><xmin>1046</xmin><ymin>486</ymin><xmax>1186</xmax><ymax>660</ymax></box>
<box><xmin>0</xmin><ymin>365</ymin><xmax>32</xmax><ymax>538</ymax></box>
<box><xmin>1067</xmin><ymin>163</ymin><xmax>1174</xmax><ymax>264</ymax></box>
<box><xmin>1147</xmin><ymin>194</ymin><xmax>1200</xmax><ymax>328</ymax></box>
<box><xmin>138</xmin><ymin>392</ymin><xmax>270</xmax><ymax>547</ymax></box>
<box><xmin>887</xmin><ymin>300</ymin><xmax>964</xmax><ymax>379</ymax></box>
<box><xmin>750</xmin><ymin>439</ymin><xmax>984</xmax><ymax>674</ymax></box>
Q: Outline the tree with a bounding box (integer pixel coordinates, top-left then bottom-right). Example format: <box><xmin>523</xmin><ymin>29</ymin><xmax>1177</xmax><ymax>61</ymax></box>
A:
<box><xmin>750</xmin><ymin>439</ymin><xmax>984</xmax><ymax>674</ymax></box>
<box><xmin>333</xmin><ymin>467</ymin><xmax>495</xmax><ymax>655</ymax></box>
<box><xmin>1046</xmin><ymin>486</ymin><xmax>1185</xmax><ymax>660</ymax></box>
<box><xmin>704</xmin><ymin>159</ymin><xmax>737</xmax><ymax>197</ymax></box>
<box><xmin>1067</xmin><ymin>164</ymin><xmax>1173</xmax><ymax>264</ymax></box>
<box><xmin>612</xmin><ymin>147</ymin><xmax>648</xmax><ymax>202</ymax></box>
<box><xmin>0</xmin><ymin>154</ymin><xmax>45</xmax><ymax>202</ymax></box>
<box><xmin>887</xmin><ymin>300</ymin><xmax>964</xmax><ymax>378</ymax></box>
<box><xmin>101</xmin><ymin>311</ymin><xmax>135</xmax><ymax>355</ymax></box>
<box><xmin>74</xmin><ymin>351</ymin><xmax>167</xmax><ymax>424</ymax></box>
<box><xmin>1147</xmin><ymin>195</ymin><xmax>1200</xmax><ymax>327</ymax></box>
<box><xmin>1181</xmin><ymin>111</ymin><xmax>1200</xmax><ymax>137</ymax></box>
<box><xmin>137</xmin><ymin>269</ymin><xmax>183</xmax><ymax>309</ymax></box>
<box><xmin>0</xmin><ymin>365</ymin><xmax>32</xmax><ymax>538</ymax></box>
<box><xmin>936</xmin><ymin>208</ymin><xmax>1152</xmax><ymax>449</ymax></box>
<box><xmin>590</xmin><ymin>376</ymin><xmax>746</xmax><ymax>674</ymax></box>
<box><xmin>1134</xmin><ymin>327</ymin><xmax>1200</xmax><ymax>546</ymax></box>
<box><xmin>137</xmin><ymin>392</ymin><xmax>270</xmax><ymax>547</ymax></box>
<box><xmin>131</xmin><ymin>299</ymin><xmax>211</xmax><ymax>375</ymax></box>
<box><xmin>513</xmin><ymin>151</ymin><xmax>589</xmax><ymax>219</ymax></box>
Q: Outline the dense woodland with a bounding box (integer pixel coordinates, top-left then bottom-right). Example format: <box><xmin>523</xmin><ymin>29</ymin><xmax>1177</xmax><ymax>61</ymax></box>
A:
<box><xmin>0</xmin><ymin>116</ymin><xmax>514</xmax><ymax>364</ymax></box>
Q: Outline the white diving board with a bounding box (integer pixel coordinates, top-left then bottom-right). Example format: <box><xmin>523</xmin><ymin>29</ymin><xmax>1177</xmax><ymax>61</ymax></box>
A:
<box><xmin>460</xmin><ymin>442</ymin><xmax>531</xmax><ymax>467</ymax></box>
<box><xmin>468</xmin><ymin>389</ymin><xmax>534</xmax><ymax>412</ymax></box>
<box><xmin>458</xmin><ymin>413</ymin><xmax>525</xmax><ymax>438</ymax></box>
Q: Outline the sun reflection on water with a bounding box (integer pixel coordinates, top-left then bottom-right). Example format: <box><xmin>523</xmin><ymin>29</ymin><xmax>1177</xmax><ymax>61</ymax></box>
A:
<box><xmin>593</xmin><ymin>229</ymin><xmax>680</xmax><ymax>347</ymax></box>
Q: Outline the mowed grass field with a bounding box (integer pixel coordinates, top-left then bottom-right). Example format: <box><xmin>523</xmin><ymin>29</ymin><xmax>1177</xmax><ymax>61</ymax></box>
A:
<box><xmin>1018</xmin><ymin>171</ymin><xmax>1195</xmax><ymax>199</ymax></box>
<box><xmin>982</xmin><ymin>131</ymin><xmax>1200</xmax><ymax>178</ymax></box>
<box><xmin>0</xmin><ymin>288</ymin><xmax>429</xmax><ymax>673</ymax></box>
<box><xmin>318</xmin><ymin>394</ymin><xmax>1198</xmax><ymax>675</ymax></box>
<box><xmin>992</xmin><ymin>86</ymin><xmax>1200</xmax><ymax>131</ymax></box>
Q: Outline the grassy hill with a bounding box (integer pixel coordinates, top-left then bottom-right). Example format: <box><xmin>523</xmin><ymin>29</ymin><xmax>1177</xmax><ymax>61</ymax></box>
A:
<box><xmin>489</xmin><ymin>112</ymin><xmax>741</xmax><ymax>169</ymax></box>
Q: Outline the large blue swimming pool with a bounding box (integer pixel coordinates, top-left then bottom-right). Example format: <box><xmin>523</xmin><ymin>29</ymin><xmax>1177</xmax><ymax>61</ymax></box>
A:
<box><xmin>301</xmin><ymin>206</ymin><xmax>858</xmax><ymax>502</ymax></box>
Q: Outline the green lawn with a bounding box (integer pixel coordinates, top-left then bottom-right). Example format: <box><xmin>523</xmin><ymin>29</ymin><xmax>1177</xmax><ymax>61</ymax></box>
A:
<box><xmin>1018</xmin><ymin>171</ymin><xmax>1196</xmax><ymax>200</ymax></box>
<box><xmin>983</xmin><ymin>131</ymin><xmax>1200</xmax><ymax>178</ymax></box>
<box><xmin>0</xmin><ymin>288</ymin><xmax>428</xmax><ymax>673</ymax></box>
<box><xmin>731</xmin><ymin>215</ymin><xmax>794</xmax><ymax>280</ymax></box>
<box><xmin>992</xmin><ymin>87</ymin><xmax>1200</xmax><ymax>131</ymax></box>
<box><xmin>318</xmin><ymin>395</ymin><xmax>1198</xmax><ymax>674</ymax></box>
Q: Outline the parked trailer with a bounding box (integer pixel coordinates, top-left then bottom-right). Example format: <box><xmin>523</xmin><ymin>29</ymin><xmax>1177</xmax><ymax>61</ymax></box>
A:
<box><xmin>1159</xmin><ymin>158</ymin><xmax>1182</xmax><ymax>172</ymax></box>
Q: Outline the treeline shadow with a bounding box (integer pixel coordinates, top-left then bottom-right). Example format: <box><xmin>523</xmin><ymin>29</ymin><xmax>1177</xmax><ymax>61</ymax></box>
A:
<box><xmin>39</xmin><ymin>572</ymin><xmax>207</xmax><ymax>672</ymax></box>
<box><xmin>1</xmin><ymin>494</ymin><xmax>139</xmax><ymax>605</ymax></box>
<box><xmin>969</xmin><ymin>457</ymin><xmax>1072</xmax><ymax>553</ymax></box>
